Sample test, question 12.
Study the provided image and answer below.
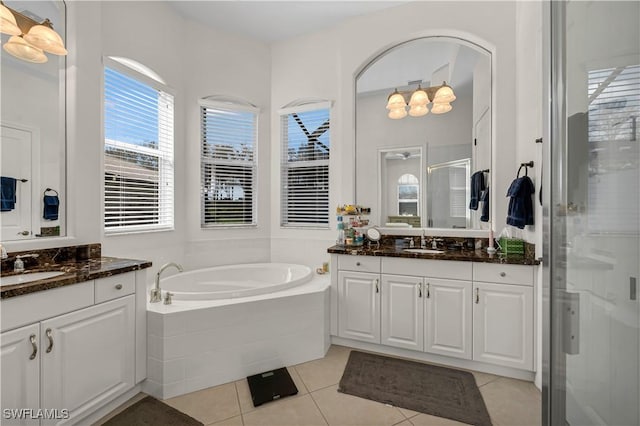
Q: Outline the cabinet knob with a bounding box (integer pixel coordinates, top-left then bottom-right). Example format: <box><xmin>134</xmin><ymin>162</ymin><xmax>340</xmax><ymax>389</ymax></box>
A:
<box><xmin>500</xmin><ymin>272</ymin><xmax>506</xmax><ymax>277</ymax></box>
<box><xmin>115</xmin><ymin>284</ymin><xmax>123</xmax><ymax>290</ymax></box>
<box><xmin>356</xmin><ymin>262</ymin><xmax>361</xmax><ymax>266</ymax></box>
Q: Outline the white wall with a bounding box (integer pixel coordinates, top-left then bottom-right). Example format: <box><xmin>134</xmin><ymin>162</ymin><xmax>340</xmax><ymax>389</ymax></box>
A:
<box><xmin>270</xmin><ymin>1</ymin><xmax>518</xmax><ymax>267</ymax></box>
<box><xmin>64</xmin><ymin>1</ymin><xmax>272</xmax><ymax>278</ymax></box>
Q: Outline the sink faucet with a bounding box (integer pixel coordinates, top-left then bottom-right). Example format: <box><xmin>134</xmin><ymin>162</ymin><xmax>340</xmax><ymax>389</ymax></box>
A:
<box><xmin>420</xmin><ymin>230</ymin><xmax>427</xmax><ymax>249</ymax></box>
<box><xmin>14</xmin><ymin>253</ymin><xmax>40</xmax><ymax>272</ymax></box>
<box><xmin>150</xmin><ymin>262</ymin><xmax>183</xmax><ymax>303</ymax></box>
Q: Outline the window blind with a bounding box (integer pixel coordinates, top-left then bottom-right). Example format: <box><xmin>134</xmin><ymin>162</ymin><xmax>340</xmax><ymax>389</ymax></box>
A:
<box><xmin>449</xmin><ymin>166</ymin><xmax>468</xmax><ymax>218</ymax></box>
<box><xmin>104</xmin><ymin>66</ymin><xmax>174</xmax><ymax>233</ymax></box>
<box><xmin>587</xmin><ymin>64</ymin><xmax>640</xmax><ymax>233</ymax></box>
<box><xmin>200</xmin><ymin>102</ymin><xmax>257</xmax><ymax>227</ymax></box>
<box><xmin>280</xmin><ymin>106</ymin><xmax>330</xmax><ymax>228</ymax></box>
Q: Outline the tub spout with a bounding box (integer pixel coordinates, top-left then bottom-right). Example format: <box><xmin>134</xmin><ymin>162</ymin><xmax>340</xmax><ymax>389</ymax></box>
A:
<box><xmin>150</xmin><ymin>262</ymin><xmax>184</xmax><ymax>303</ymax></box>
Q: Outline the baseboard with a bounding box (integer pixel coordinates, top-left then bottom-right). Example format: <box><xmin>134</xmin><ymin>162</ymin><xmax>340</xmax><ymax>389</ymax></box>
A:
<box><xmin>331</xmin><ymin>336</ymin><xmax>536</xmax><ymax>382</ymax></box>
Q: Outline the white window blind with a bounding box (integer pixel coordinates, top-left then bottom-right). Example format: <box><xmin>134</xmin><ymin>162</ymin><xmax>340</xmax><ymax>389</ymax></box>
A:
<box><xmin>587</xmin><ymin>64</ymin><xmax>640</xmax><ymax>233</ymax></box>
<box><xmin>104</xmin><ymin>65</ymin><xmax>174</xmax><ymax>233</ymax></box>
<box><xmin>200</xmin><ymin>101</ymin><xmax>257</xmax><ymax>227</ymax></box>
<box><xmin>449</xmin><ymin>166</ymin><xmax>468</xmax><ymax>218</ymax></box>
<box><xmin>280</xmin><ymin>105</ymin><xmax>330</xmax><ymax>228</ymax></box>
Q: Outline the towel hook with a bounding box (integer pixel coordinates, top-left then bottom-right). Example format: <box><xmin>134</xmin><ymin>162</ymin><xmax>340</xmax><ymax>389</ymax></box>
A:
<box><xmin>44</xmin><ymin>188</ymin><xmax>59</xmax><ymax>197</ymax></box>
<box><xmin>517</xmin><ymin>161</ymin><xmax>534</xmax><ymax>177</ymax></box>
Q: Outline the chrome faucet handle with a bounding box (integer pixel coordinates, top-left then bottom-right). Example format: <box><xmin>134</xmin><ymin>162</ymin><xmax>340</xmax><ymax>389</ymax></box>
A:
<box><xmin>0</xmin><ymin>244</ymin><xmax>7</xmax><ymax>260</ymax></box>
<box><xmin>164</xmin><ymin>292</ymin><xmax>173</xmax><ymax>305</ymax></box>
<box><xmin>150</xmin><ymin>288</ymin><xmax>162</xmax><ymax>303</ymax></box>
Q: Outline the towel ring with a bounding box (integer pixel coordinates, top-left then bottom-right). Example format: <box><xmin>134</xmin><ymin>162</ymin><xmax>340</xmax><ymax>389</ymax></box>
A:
<box><xmin>44</xmin><ymin>188</ymin><xmax>59</xmax><ymax>197</ymax></box>
<box><xmin>517</xmin><ymin>161</ymin><xmax>534</xmax><ymax>178</ymax></box>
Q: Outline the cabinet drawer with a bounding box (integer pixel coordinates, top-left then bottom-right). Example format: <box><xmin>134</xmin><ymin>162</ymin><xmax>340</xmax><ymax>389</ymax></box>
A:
<box><xmin>95</xmin><ymin>273</ymin><xmax>135</xmax><ymax>304</ymax></box>
<box><xmin>473</xmin><ymin>263</ymin><xmax>534</xmax><ymax>286</ymax></box>
<box><xmin>382</xmin><ymin>258</ymin><xmax>472</xmax><ymax>281</ymax></box>
<box><xmin>338</xmin><ymin>255</ymin><xmax>380</xmax><ymax>273</ymax></box>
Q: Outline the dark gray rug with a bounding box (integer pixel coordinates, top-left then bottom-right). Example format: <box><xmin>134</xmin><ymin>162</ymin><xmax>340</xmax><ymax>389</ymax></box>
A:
<box><xmin>102</xmin><ymin>396</ymin><xmax>203</xmax><ymax>426</ymax></box>
<box><xmin>338</xmin><ymin>351</ymin><xmax>492</xmax><ymax>426</ymax></box>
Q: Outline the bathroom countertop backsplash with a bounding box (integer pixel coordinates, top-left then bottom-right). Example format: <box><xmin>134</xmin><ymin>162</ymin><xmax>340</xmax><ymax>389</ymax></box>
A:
<box><xmin>327</xmin><ymin>237</ymin><xmax>539</xmax><ymax>265</ymax></box>
<box><xmin>0</xmin><ymin>244</ymin><xmax>152</xmax><ymax>299</ymax></box>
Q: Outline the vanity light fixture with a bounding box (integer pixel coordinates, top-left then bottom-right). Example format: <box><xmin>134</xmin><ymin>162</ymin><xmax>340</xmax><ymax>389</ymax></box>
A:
<box><xmin>0</xmin><ymin>2</ymin><xmax>67</xmax><ymax>63</ymax></box>
<box><xmin>385</xmin><ymin>81</ymin><xmax>456</xmax><ymax>119</ymax></box>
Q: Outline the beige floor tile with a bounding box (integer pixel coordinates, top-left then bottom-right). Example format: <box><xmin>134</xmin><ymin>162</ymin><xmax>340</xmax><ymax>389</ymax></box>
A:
<box><xmin>165</xmin><ymin>382</ymin><xmax>240</xmax><ymax>425</ymax></box>
<box><xmin>311</xmin><ymin>384</ymin><xmax>406</xmax><ymax>426</ymax></box>
<box><xmin>392</xmin><ymin>421</ymin><xmax>414</xmax><ymax>426</ymax></box>
<box><xmin>92</xmin><ymin>392</ymin><xmax>148</xmax><ymax>425</ymax></box>
<box><xmin>409</xmin><ymin>413</ymin><xmax>470</xmax><ymax>426</ymax></box>
<box><xmin>209</xmin><ymin>415</ymin><xmax>244</xmax><ymax>426</ymax></box>
<box><xmin>472</xmin><ymin>371</ymin><xmax>501</xmax><ymax>388</ymax></box>
<box><xmin>295</xmin><ymin>345</ymin><xmax>352</xmax><ymax>392</ymax></box>
<box><xmin>236</xmin><ymin>367</ymin><xmax>308</xmax><ymax>414</ymax></box>
<box><xmin>479</xmin><ymin>377</ymin><xmax>541</xmax><ymax>426</ymax></box>
<box><xmin>242</xmin><ymin>394</ymin><xmax>327</xmax><ymax>426</ymax></box>
<box><xmin>398</xmin><ymin>407</ymin><xmax>420</xmax><ymax>419</ymax></box>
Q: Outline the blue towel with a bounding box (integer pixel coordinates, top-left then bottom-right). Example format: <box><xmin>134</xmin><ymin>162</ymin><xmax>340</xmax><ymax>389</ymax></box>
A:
<box><xmin>480</xmin><ymin>187</ymin><xmax>490</xmax><ymax>222</ymax></box>
<box><xmin>506</xmin><ymin>176</ymin><xmax>535</xmax><ymax>229</ymax></box>
<box><xmin>43</xmin><ymin>195</ymin><xmax>59</xmax><ymax>220</ymax></box>
<box><xmin>469</xmin><ymin>171</ymin><xmax>485</xmax><ymax>210</ymax></box>
<box><xmin>1</xmin><ymin>176</ymin><xmax>17</xmax><ymax>211</ymax></box>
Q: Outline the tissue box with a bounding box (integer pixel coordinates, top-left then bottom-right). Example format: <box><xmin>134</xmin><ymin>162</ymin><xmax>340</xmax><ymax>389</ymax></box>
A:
<box><xmin>499</xmin><ymin>238</ymin><xmax>524</xmax><ymax>255</ymax></box>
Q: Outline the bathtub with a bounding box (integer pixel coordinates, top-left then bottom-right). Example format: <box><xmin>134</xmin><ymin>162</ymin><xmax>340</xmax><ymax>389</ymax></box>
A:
<box><xmin>161</xmin><ymin>263</ymin><xmax>312</xmax><ymax>300</ymax></box>
<box><xmin>145</xmin><ymin>263</ymin><xmax>330</xmax><ymax>400</ymax></box>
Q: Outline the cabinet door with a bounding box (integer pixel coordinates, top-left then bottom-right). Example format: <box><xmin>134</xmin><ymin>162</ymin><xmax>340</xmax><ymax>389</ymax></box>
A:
<box><xmin>41</xmin><ymin>295</ymin><xmax>135</xmax><ymax>425</ymax></box>
<box><xmin>425</xmin><ymin>279</ymin><xmax>472</xmax><ymax>360</ymax></box>
<box><xmin>338</xmin><ymin>271</ymin><xmax>380</xmax><ymax>343</ymax></box>
<box><xmin>381</xmin><ymin>274</ymin><xmax>424</xmax><ymax>351</ymax></box>
<box><xmin>473</xmin><ymin>282</ymin><xmax>533</xmax><ymax>370</ymax></box>
<box><xmin>1</xmin><ymin>323</ymin><xmax>40</xmax><ymax>426</ymax></box>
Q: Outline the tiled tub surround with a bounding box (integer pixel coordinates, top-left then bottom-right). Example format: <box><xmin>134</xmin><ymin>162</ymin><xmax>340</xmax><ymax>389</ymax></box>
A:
<box><xmin>0</xmin><ymin>243</ymin><xmax>152</xmax><ymax>299</ymax></box>
<box><xmin>0</xmin><ymin>243</ymin><xmax>152</xmax><ymax>425</ymax></box>
<box><xmin>145</xmin><ymin>272</ymin><xmax>331</xmax><ymax>400</ymax></box>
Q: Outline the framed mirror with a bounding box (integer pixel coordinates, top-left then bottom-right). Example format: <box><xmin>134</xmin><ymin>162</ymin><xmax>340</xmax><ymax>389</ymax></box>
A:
<box><xmin>355</xmin><ymin>36</ymin><xmax>491</xmax><ymax>230</ymax></box>
<box><xmin>0</xmin><ymin>0</ymin><xmax>66</xmax><ymax>241</ymax></box>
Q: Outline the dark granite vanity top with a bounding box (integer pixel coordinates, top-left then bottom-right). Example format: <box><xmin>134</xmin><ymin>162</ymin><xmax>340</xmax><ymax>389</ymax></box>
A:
<box><xmin>327</xmin><ymin>244</ymin><xmax>539</xmax><ymax>265</ymax></box>
<box><xmin>0</xmin><ymin>244</ymin><xmax>151</xmax><ymax>299</ymax></box>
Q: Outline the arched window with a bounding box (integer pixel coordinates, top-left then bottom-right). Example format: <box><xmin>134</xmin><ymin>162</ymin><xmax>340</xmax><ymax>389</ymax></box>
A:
<box><xmin>398</xmin><ymin>173</ymin><xmax>419</xmax><ymax>216</ymax></box>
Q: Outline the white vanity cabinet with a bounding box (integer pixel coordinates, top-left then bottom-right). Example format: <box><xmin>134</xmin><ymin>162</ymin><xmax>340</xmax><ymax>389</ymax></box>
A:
<box><xmin>338</xmin><ymin>271</ymin><xmax>381</xmax><ymax>343</ymax></box>
<box><xmin>0</xmin><ymin>270</ymin><xmax>145</xmax><ymax>425</ymax></box>
<box><xmin>381</xmin><ymin>274</ymin><xmax>424</xmax><ymax>351</ymax></box>
<box><xmin>472</xmin><ymin>271</ymin><xmax>534</xmax><ymax>371</ymax></box>
<box><xmin>424</xmin><ymin>278</ymin><xmax>473</xmax><ymax>360</ymax></box>
<box><xmin>0</xmin><ymin>323</ymin><xmax>40</xmax><ymax>426</ymax></box>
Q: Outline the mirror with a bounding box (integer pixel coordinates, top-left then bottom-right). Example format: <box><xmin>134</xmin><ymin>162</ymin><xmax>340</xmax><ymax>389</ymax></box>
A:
<box><xmin>356</xmin><ymin>37</ymin><xmax>491</xmax><ymax>230</ymax></box>
<box><xmin>0</xmin><ymin>0</ymin><xmax>66</xmax><ymax>241</ymax></box>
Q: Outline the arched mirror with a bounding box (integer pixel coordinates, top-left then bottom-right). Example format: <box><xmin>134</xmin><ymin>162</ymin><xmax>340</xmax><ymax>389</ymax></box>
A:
<box><xmin>0</xmin><ymin>0</ymin><xmax>67</xmax><ymax>241</ymax></box>
<box><xmin>355</xmin><ymin>36</ymin><xmax>491</xmax><ymax>230</ymax></box>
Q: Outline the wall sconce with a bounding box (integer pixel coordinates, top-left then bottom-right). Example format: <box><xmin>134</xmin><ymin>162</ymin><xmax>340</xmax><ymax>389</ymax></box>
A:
<box><xmin>1</xmin><ymin>2</ymin><xmax>67</xmax><ymax>64</ymax></box>
<box><xmin>385</xmin><ymin>82</ymin><xmax>456</xmax><ymax>119</ymax></box>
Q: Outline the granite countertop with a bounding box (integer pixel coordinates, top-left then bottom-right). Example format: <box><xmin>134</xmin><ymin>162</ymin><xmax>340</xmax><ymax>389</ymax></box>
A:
<box><xmin>1</xmin><ymin>257</ymin><xmax>152</xmax><ymax>299</ymax></box>
<box><xmin>327</xmin><ymin>245</ymin><xmax>540</xmax><ymax>265</ymax></box>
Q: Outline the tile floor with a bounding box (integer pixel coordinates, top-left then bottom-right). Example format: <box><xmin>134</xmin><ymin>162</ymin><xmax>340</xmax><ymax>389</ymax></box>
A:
<box><xmin>95</xmin><ymin>345</ymin><xmax>541</xmax><ymax>426</ymax></box>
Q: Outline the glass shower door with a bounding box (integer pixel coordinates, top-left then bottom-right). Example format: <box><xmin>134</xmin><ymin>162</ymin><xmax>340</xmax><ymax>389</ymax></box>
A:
<box><xmin>548</xmin><ymin>1</ymin><xmax>640</xmax><ymax>425</ymax></box>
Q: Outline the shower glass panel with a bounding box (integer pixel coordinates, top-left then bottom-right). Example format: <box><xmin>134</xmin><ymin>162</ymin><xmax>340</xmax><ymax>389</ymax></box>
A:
<box><xmin>549</xmin><ymin>2</ymin><xmax>640</xmax><ymax>425</ymax></box>
<box><xmin>426</xmin><ymin>158</ymin><xmax>470</xmax><ymax>229</ymax></box>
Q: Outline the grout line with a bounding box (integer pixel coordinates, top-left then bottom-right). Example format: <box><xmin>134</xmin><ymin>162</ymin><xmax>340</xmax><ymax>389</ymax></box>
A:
<box><xmin>308</xmin><ymin>387</ymin><xmax>330</xmax><ymax>426</ymax></box>
<box><xmin>233</xmin><ymin>382</ymin><xmax>246</xmax><ymax>426</ymax></box>
<box><xmin>478</xmin><ymin>376</ymin><xmax>502</xmax><ymax>388</ymax></box>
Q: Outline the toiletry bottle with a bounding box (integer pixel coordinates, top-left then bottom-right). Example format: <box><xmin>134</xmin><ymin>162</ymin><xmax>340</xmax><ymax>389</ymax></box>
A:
<box><xmin>337</xmin><ymin>217</ymin><xmax>345</xmax><ymax>245</ymax></box>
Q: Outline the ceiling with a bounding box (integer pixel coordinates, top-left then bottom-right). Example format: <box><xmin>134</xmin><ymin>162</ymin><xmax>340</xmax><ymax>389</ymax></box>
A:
<box><xmin>167</xmin><ymin>1</ymin><xmax>408</xmax><ymax>43</ymax></box>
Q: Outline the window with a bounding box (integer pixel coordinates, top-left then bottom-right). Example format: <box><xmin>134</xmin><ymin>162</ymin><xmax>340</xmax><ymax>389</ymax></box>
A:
<box><xmin>280</xmin><ymin>103</ymin><xmax>331</xmax><ymax>227</ymax></box>
<box><xmin>200</xmin><ymin>99</ymin><xmax>258</xmax><ymax>227</ymax></box>
<box><xmin>397</xmin><ymin>174</ymin><xmax>419</xmax><ymax>216</ymax></box>
<box><xmin>103</xmin><ymin>60</ymin><xmax>174</xmax><ymax>233</ymax></box>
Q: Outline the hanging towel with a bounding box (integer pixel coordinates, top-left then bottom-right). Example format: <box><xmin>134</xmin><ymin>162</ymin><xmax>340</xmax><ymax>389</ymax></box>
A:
<box><xmin>0</xmin><ymin>176</ymin><xmax>17</xmax><ymax>212</ymax></box>
<box><xmin>506</xmin><ymin>176</ymin><xmax>535</xmax><ymax>229</ymax></box>
<box><xmin>480</xmin><ymin>187</ymin><xmax>490</xmax><ymax>222</ymax></box>
<box><xmin>469</xmin><ymin>171</ymin><xmax>485</xmax><ymax>210</ymax></box>
<box><xmin>43</xmin><ymin>193</ymin><xmax>59</xmax><ymax>220</ymax></box>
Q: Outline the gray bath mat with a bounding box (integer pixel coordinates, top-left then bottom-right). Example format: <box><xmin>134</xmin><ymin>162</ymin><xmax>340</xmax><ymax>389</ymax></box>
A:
<box><xmin>102</xmin><ymin>395</ymin><xmax>203</xmax><ymax>426</ymax></box>
<box><xmin>338</xmin><ymin>351</ymin><xmax>492</xmax><ymax>426</ymax></box>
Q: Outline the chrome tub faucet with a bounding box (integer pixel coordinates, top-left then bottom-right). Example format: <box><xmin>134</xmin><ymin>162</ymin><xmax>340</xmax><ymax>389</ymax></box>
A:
<box><xmin>150</xmin><ymin>262</ymin><xmax>183</xmax><ymax>303</ymax></box>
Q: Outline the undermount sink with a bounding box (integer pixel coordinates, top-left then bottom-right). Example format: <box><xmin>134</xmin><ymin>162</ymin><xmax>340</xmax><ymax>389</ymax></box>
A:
<box><xmin>1</xmin><ymin>271</ymin><xmax>66</xmax><ymax>286</ymax></box>
<box><xmin>403</xmin><ymin>248</ymin><xmax>445</xmax><ymax>254</ymax></box>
